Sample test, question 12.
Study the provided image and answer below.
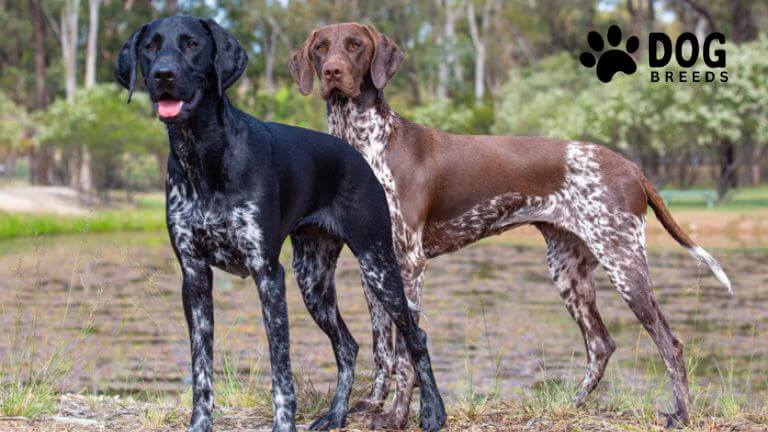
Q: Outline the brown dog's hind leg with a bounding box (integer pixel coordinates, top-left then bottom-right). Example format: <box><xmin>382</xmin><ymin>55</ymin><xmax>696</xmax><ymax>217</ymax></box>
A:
<box><xmin>368</xmin><ymin>262</ymin><xmax>425</xmax><ymax>430</ymax></box>
<box><xmin>537</xmin><ymin>223</ymin><xmax>616</xmax><ymax>407</ymax></box>
<box><xmin>587</xmin><ymin>218</ymin><xmax>692</xmax><ymax>427</ymax></box>
<box><xmin>349</xmin><ymin>284</ymin><xmax>395</xmax><ymax>414</ymax></box>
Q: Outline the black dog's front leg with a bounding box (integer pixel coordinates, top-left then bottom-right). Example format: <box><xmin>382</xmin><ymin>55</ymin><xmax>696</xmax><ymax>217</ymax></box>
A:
<box><xmin>181</xmin><ymin>260</ymin><xmax>215</xmax><ymax>432</ymax></box>
<box><xmin>254</xmin><ymin>262</ymin><xmax>297</xmax><ymax>432</ymax></box>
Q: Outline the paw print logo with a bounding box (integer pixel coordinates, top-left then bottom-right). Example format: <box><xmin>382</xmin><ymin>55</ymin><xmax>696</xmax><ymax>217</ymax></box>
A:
<box><xmin>580</xmin><ymin>25</ymin><xmax>639</xmax><ymax>83</ymax></box>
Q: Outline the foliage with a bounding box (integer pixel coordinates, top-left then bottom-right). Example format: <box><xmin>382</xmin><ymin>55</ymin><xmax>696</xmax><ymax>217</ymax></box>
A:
<box><xmin>38</xmin><ymin>85</ymin><xmax>165</xmax><ymax>192</ymax></box>
<box><xmin>0</xmin><ymin>0</ymin><xmax>765</xmax><ymax>195</ymax></box>
<box><xmin>492</xmin><ymin>40</ymin><xmax>768</xmax><ymax>189</ymax></box>
<box><xmin>411</xmin><ymin>99</ymin><xmax>494</xmax><ymax>135</ymax></box>
<box><xmin>239</xmin><ymin>86</ymin><xmax>327</xmax><ymax>131</ymax></box>
<box><xmin>0</xmin><ymin>92</ymin><xmax>31</xmax><ymax>157</ymax></box>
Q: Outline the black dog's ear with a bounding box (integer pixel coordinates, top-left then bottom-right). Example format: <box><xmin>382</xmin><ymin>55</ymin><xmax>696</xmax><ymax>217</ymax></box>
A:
<box><xmin>115</xmin><ymin>24</ymin><xmax>147</xmax><ymax>103</ymax></box>
<box><xmin>363</xmin><ymin>25</ymin><xmax>403</xmax><ymax>90</ymax></box>
<box><xmin>200</xmin><ymin>19</ymin><xmax>248</xmax><ymax>96</ymax></box>
<box><xmin>289</xmin><ymin>30</ymin><xmax>317</xmax><ymax>96</ymax></box>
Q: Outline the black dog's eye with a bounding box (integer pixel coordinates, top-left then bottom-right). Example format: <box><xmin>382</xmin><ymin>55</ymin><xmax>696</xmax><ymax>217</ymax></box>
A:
<box><xmin>145</xmin><ymin>42</ymin><xmax>157</xmax><ymax>51</ymax></box>
<box><xmin>315</xmin><ymin>43</ymin><xmax>328</xmax><ymax>54</ymax></box>
<box><xmin>186</xmin><ymin>40</ymin><xmax>198</xmax><ymax>51</ymax></box>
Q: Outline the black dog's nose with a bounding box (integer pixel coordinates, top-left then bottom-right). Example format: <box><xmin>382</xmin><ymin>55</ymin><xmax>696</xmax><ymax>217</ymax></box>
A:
<box><xmin>152</xmin><ymin>66</ymin><xmax>177</xmax><ymax>83</ymax></box>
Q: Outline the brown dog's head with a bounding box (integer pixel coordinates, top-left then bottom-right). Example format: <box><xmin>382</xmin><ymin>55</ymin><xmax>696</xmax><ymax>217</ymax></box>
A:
<box><xmin>290</xmin><ymin>23</ymin><xmax>403</xmax><ymax>99</ymax></box>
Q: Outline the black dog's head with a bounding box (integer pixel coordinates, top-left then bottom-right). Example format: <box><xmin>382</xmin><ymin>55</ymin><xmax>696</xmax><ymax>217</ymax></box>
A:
<box><xmin>115</xmin><ymin>15</ymin><xmax>247</xmax><ymax>123</ymax></box>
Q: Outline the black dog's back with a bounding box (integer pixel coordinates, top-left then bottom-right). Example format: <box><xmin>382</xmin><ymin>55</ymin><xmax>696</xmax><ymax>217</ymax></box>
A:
<box><xmin>257</xmin><ymin>120</ymin><xmax>393</xmax><ymax>246</ymax></box>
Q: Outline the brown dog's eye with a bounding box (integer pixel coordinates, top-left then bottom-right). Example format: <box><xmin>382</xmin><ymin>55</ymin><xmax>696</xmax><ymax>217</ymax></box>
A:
<box><xmin>347</xmin><ymin>41</ymin><xmax>360</xmax><ymax>51</ymax></box>
<box><xmin>315</xmin><ymin>43</ymin><xmax>327</xmax><ymax>54</ymax></box>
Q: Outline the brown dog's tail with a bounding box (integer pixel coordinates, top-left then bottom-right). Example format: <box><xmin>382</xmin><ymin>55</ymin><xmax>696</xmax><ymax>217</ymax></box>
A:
<box><xmin>641</xmin><ymin>175</ymin><xmax>732</xmax><ymax>294</ymax></box>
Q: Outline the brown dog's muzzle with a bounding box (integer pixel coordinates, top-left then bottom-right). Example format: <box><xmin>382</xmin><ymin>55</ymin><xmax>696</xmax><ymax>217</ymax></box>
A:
<box><xmin>322</xmin><ymin>59</ymin><xmax>345</xmax><ymax>81</ymax></box>
<box><xmin>319</xmin><ymin>55</ymin><xmax>359</xmax><ymax>99</ymax></box>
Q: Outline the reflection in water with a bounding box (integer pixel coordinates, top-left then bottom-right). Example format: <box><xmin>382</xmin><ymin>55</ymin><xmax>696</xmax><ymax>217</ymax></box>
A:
<box><xmin>0</xmin><ymin>232</ymin><xmax>763</xmax><ymax>404</ymax></box>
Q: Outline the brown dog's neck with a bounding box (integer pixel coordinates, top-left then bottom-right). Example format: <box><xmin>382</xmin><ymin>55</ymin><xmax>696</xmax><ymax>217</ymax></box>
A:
<box><xmin>326</xmin><ymin>84</ymin><xmax>399</xmax><ymax>157</ymax></box>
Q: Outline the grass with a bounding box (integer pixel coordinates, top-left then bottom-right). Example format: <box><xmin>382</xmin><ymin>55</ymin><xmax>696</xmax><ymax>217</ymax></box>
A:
<box><xmin>0</xmin><ymin>381</ymin><xmax>57</xmax><ymax>418</ymax></box>
<box><xmin>0</xmin><ymin>206</ymin><xmax>164</xmax><ymax>240</ymax></box>
<box><xmin>661</xmin><ymin>185</ymin><xmax>768</xmax><ymax>210</ymax></box>
<box><xmin>0</xmin><ymin>199</ymin><xmax>764</xmax><ymax>429</ymax></box>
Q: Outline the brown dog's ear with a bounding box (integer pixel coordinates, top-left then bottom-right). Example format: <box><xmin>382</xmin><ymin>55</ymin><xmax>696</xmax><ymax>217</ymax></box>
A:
<box><xmin>364</xmin><ymin>25</ymin><xmax>404</xmax><ymax>90</ymax></box>
<box><xmin>289</xmin><ymin>31</ymin><xmax>317</xmax><ymax>96</ymax></box>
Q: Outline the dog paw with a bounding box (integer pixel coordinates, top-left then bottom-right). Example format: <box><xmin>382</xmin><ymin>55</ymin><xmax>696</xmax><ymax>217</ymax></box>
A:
<box><xmin>661</xmin><ymin>410</ymin><xmax>690</xmax><ymax>429</ymax></box>
<box><xmin>369</xmin><ymin>409</ymin><xmax>408</xmax><ymax>430</ymax></box>
<box><xmin>571</xmin><ymin>389</ymin><xmax>589</xmax><ymax>408</ymax></box>
<box><xmin>187</xmin><ymin>417</ymin><xmax>212</xmax><ymax>432</ymax></box>
<box><xmin>418</xmin><ymin>391</ymin><xmax>446</xmax><ymax>432</ymax></box>
<box><xmin>418</xmin><ymin>404</ymin><xmax>446</xmax><ymax>431</ymax></box>
<box><xmin>308</xmin><ymin>410</ymin><xmax>346</xmax><ymax>431</ymax></box>
<box><xmin>579</xmin><ymin>25</ymin><xmax>639</xmax><ymax>83</ymax></box>
<box><xmin>349</xmin><ymin>398</ymin><xmax>383</xmax><ymax>414</ymax></box>
<box><xmin>271</xmin><ymin>422</ymin><xmax>298</xmax><ymax>432</ymax></box>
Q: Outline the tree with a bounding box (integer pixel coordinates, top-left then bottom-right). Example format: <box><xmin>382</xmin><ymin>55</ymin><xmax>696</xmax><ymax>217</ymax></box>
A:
<box><xmin>466</xmin><ymin>0</ymin><xmax>498</xmax><ymax>104</ymax></box>
<box><xmin>435</xmin><ymin>0</ymin><xmax>462</xmax><ymax>99</ymax></box>
<box><xmin>85</xmin><ymin>0</ymin><xmax>101</xmax><ymax>88</ymax></box>
<box><xmin>60</xmin><ymin>0</ymin><xmax>80</xmax><ymax>102</ymax></box>
<box><xmin>80</xmin><ymin>0</ymin><xmax>103</xmax><ymax>193</ymax></box>
<box><xmin>28</xmin><ymin>0</ymin><xmax>53</xmax><ymax>184</ymax></box>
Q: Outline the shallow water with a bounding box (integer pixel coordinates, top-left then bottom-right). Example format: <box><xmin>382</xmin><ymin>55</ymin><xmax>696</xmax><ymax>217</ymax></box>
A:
<box><xmin>0</xmin><ymin>231</ymin><xmax>764</xmax><ymax>407</ymax></box>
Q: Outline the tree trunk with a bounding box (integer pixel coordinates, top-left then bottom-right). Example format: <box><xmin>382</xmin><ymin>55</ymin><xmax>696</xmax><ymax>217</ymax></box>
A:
<box><xmin>85</xmin><ymin>0</ymin><xmax>100</xmax><ymax>88</ymax></box>
<box><xmin>61</xmin><ymin>0</ymin><xmax>80</xmax><ymax>102</ymax></box>
<box><xmin>262</xmin><ymin>24</ymin><xmax>276</xmax><ymax>92</ymax></box>
<box><xmin>716</xmin><ymin>141</ymin><xmax>739</xmax><ymax>201</ymax></box>
<box><xmin>165</xmin><ymin>0</ymin><xmax>178</xmax><ymax>14</ymax></box>
<box><xmin>730</xmin><ymin>0</ymin><xmax>756</xmax><ymax>44</ymax></box>
<box><xmin>436</xmin><ymin>31</ymin><xmax>448</xmax><ymax>99</ymax></box>
<box><xmin>389</xmin><ymin>6</ymin><xmax>421</xmax><ymax>104</ymax></box>
<box><xmin>436</xmin><ymin>0</ymin><xmax>459</xmax><ymax>99</ymax></box>
<box><xmin>30</xmin><ymin>0</ymin><xmax>48</xmax><ymax>109</ymax></box>
<box><xmin>29</xmin><ymin>0</ymin><xmax>52</xmax><ymax>185</ymax></box>
<box><xmin>81</xmin><ymin>0</ymin><xmax>100</xmax><ymax>193</ymax></box>
<box><xmin>466</xmin><ymin>0</ymin><xmax>495</xmax><ymax>105</ymax></box>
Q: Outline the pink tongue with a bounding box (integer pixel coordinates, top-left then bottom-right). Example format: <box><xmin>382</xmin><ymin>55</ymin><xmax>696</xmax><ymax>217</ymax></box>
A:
<box><xmin>157</xmin><ymin>100</ymin><xmax>183</xmax><ymax>118</ymax></box>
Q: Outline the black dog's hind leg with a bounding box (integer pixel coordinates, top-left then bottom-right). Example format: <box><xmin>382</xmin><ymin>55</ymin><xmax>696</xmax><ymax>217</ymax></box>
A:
<box><xmin>181</xmin><ymin>260</ymin><xmax>215</xmax><ymax>432</ymax></box>
<box><xmin>353</xmin><ymin>241</ymin><xmax>446</xmax><ymax>432</ymax></box>
<box><xmin>291</xmin><ymin>228</ymin><xmax>358</xmax><ymax>430</ymax></box>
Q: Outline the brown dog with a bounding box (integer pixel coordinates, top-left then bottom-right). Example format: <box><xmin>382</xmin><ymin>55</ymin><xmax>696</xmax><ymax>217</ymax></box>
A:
<box><xmin>290</xmin><ymin>23</ymin><xmax>731</xmax><ymax>430</ymax></box>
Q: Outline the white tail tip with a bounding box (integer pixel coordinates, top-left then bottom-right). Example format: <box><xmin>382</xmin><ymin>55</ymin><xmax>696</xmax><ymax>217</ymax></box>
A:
<box><xmin>689</xmin><ymin>246</ymin><xmax>733</xmax><ymax>294</ymax></box>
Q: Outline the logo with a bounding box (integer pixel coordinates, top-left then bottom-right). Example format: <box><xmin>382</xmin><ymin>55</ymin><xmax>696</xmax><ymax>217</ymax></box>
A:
<box><xmin>579</xmin><ymin>25</ymin><xmax>728</xmax><ymax>84</ymax></box>
<box><xmin>580</xmin><ymin>25</ymin><xmax>639</xmax><ymax>83</ymax></box>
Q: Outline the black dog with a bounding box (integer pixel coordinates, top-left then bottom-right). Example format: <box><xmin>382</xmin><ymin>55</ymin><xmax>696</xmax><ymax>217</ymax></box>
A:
<box><xmin>115</xmin><ymin>15</ymin><xmax>446</xmax><ymax>432</ymax></box>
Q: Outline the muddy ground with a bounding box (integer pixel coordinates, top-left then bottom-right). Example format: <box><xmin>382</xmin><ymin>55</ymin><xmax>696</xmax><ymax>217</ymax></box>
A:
<box><xmin>0</xmin><ymin>222</ymin><xmax>766</xmax><ymax>431</ymax></box>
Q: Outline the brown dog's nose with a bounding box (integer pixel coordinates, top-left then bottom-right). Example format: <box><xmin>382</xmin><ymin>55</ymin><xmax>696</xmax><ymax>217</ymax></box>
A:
<box><xmin>322</xmin><ymin>61</ymin><xmax>344</xmax><ymax>81</ymax></box>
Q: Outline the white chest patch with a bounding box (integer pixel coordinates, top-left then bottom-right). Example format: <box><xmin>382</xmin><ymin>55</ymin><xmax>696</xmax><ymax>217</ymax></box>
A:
<box><xmin>328</xmin><ymin>101</ymin><xmax>424</xmax><ymax>282</ymax></box>
<box><xmin>167</xmin><ymin>180</ymin><xmax>263</xmax><ymax>277</ymax></box>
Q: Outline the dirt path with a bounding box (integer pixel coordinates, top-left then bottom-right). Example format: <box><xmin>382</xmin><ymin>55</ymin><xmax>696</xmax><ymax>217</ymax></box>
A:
<box><xmin>0</xmin><ymin>186</ymin><xmax>91</xmax><ymax>216</ymax></box>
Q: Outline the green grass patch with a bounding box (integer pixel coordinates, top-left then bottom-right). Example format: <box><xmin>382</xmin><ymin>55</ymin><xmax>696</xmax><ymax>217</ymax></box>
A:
<box><xmin>0</xmin><ymin>208</ymin><xmax>164</xmax><ymax>240</ymax></box>
<box><xmin>0</xmin><ymin>381</ymin><xmax>57</xmax><ymax>418</ymax></box>
<box><xmin>662</xmin><ymin>185</ymin><xmax>768</xmax><ymax>210</ymax></box>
